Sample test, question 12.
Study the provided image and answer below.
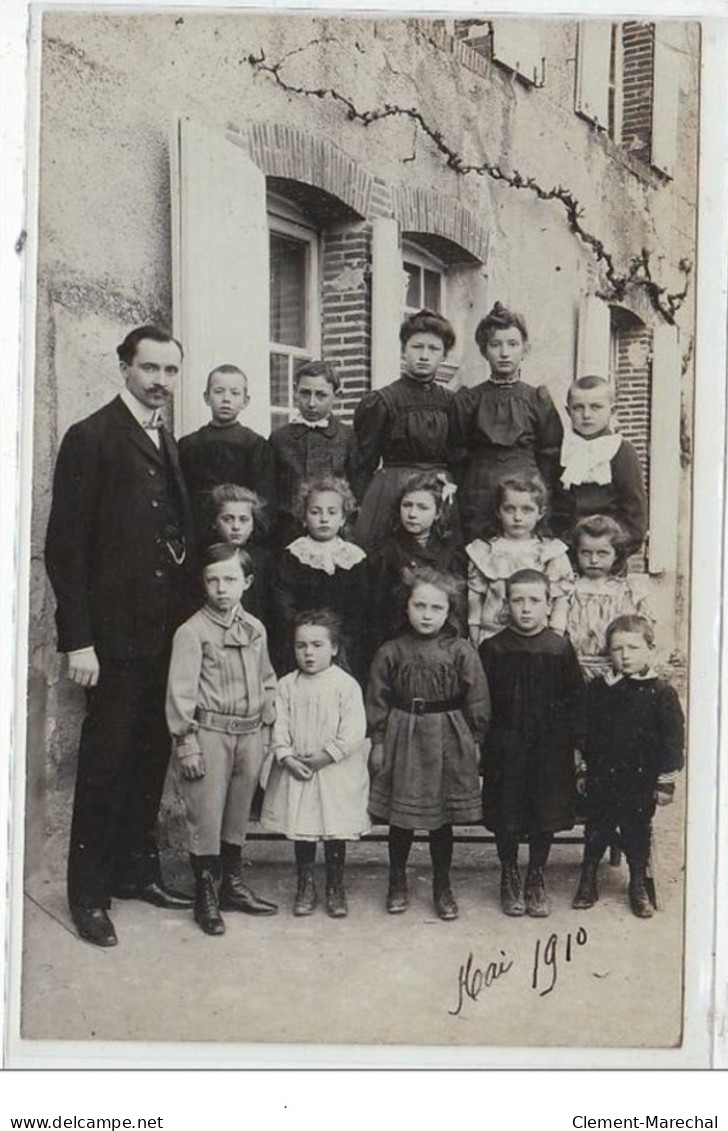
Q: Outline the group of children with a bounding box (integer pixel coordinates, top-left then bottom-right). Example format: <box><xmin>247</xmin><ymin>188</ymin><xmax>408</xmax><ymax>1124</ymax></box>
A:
<box><xmin>166</xmin><ymin>304</ymin><xmax>684</xmax><ymax>936</ymax></box>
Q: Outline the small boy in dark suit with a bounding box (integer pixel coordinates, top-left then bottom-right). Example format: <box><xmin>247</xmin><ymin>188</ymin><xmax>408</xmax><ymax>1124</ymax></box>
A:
<box><xmin>179</xmin><ymin>364</ymin><xmax>274</xmax><ymax>543</ymax></box>
<box><xmin>572</xmin><ymin>614</ymin><xmax>685</xmax><ymax>918</ymax></box>
<box><xmin>268</xmin><ymin>360</ymin><xmax>366</xmax><ymax>547</ymax></box>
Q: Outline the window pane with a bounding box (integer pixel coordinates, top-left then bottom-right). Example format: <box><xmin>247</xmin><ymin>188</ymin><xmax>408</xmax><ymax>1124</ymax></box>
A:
<box><xmin>423</xmin><ymin>269</ymin><xmax>442</xmax><ymax>312</ymax></box>
<box><xmin>270</xmin><ymin>352</ymin><xmax>290</xmax><ymax>407</ymax></box>
<box><xmin>270</xmin><ymin>233</ymin><xmax>307</xmax><ymax>346</ymax></box>
<box><xmin>403</xmin><ymin>261</ymin><xmax>421</xmax><ymax>310</ymax></box>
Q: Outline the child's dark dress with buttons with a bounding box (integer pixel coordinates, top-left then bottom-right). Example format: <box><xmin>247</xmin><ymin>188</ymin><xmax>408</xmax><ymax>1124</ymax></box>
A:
<box><xmin>366</xmin><ymin>632</ymin><xmax>490</xmax><ymax>829</ymax></box>
<box><xmin>478</xmin><ymin>626</ymin><xmax>584</xmax><ymax>832</ymax></box>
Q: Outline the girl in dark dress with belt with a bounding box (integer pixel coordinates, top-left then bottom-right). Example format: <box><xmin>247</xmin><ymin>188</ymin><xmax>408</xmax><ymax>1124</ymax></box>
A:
<box><xmin>353</xmin><ymin>310</ymin><xmax>459</xmax><ymax>552</ymax></box>
<box><xmin>454</xmin><ymin>302</ymin><xmax>563</xmax><ymax>543</ymax></box>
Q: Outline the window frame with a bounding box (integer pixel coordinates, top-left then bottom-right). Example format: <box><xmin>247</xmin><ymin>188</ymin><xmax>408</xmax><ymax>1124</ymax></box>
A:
<box><xmin>401</xmin><ymin>239</ymin><xmax>448</xmax><ymax>319</ymax></box>
<box><xmin>267</xmin><ymin>196</ymin><xmax>321</xmax><ymax>430</ymax></box>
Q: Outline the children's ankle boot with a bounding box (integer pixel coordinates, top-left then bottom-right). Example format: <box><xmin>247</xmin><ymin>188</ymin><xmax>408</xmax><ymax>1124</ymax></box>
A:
<box><xmin>386</xmin><ymin>867</ymin><xmax>409</xmax><ymax>913</ymax></box>
<box><xmin>324</xmin><ymin>843</ymin><xmax>348</xmax><ymax>918</ymax></box>
<box><xmin>628</xmin><ymin>861</ymin><xmax>653</xmax><ymax>918</ymax></box>
<box><xmin>500</xmin><ymin>863</ymin><xmax>526</xmax><ymax>916</ymax></box>
<box><xmin>572</xmin><ymin>859</ymin><xmax>599</xmax><ymax>910</ymax></box>
<box><xmin>525</xmin><ymin>866</ymin><xmax>551</xmax><ymax>917</ymax></box>
<box><xmin>293</xmin><ymin>863</ymin><xmax>318</xmax><ymax>916</ymax></box>
<box><xmin>432</xmin><ymin>868</ymin><xmax>459</xmax><ymax>921</ymax></box>
<box><xmin>190</xmin><ymin>855</ymin><xmax>225</xmax><ymax>936</ymax></box>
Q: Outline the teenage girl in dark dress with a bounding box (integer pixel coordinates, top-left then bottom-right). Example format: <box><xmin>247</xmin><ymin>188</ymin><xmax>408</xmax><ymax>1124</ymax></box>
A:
<box><xmin>354</xmin><ymin>310</ymin><xmax>460</xmax><ymax>552</ymax></box>
<box><xmin>453</xmin><ymin>302</ymin><xmax>563</xmax><ymax>542</ymax></box>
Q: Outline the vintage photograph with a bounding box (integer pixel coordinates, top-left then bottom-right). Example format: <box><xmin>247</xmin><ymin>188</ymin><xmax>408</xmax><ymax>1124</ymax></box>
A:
<box><xmin>15</xmin><ymin>5</ymin><xmax>703</xmax><ymax>1056</ymax></box>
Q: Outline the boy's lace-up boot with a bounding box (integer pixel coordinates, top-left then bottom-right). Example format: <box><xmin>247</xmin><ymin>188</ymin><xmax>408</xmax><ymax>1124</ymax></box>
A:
<box><xmin>190</xmin><ymin>855</ymin><xmax>225</xmax><ymax>936</ymax></box>
<box><xmin>572</xmin><ymin>858</ymin><xmax>600</xmax><ymax>910</ymax></box>
<box><xmin>500</xmin><ymin>863</ymin><xmax>526</xmax><ymax>916</ymax></box>
<box><xmin>219</xmin><ymin>840</ymin><xmax>278</xmax><ymax>915</ymax></box>
<box><xmin>628</xmin><ymin>860</ymin><xmax>653</xmax><ymax>918</ymax></box>
<box><xmin>525</xmin><ymin>866</ymin><xmax>551</xmax><ymax>917</ymax></box>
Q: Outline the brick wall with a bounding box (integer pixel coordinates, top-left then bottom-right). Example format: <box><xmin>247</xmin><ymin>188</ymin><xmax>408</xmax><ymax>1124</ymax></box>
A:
<box><xmin>321</xmin><ymin>226</ymin><xmax>372</xmax><ymax>423</ymax></box>
<box><xmin>620</xmin><ymin>22</ymin><xmax>655</xmax><ymax>162</ymax></box>
<box><xmin>614</xmin><ymin>322</ymin><xmax>652</xmax><ymax>568</ymax></box>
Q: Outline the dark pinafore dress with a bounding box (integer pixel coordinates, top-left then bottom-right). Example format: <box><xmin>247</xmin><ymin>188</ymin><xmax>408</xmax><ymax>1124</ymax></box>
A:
<box><xmin>453</xmin><ymin>379</ymin><xmax>563</xmax><ymax>542</ymax></box>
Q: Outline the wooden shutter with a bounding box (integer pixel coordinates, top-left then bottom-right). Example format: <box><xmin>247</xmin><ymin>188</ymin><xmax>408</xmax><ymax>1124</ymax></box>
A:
<box><xmin>651</xmin><ymin>27</ymin><xmax>679</xmax><ymax>178</ymax></box>
<box><xmin>576</xmin><ymin>295</ymin><xmax>611</xmax><ymax>379</ymax></box>
<box><xmin>575</xmin><ymin>21</ymin><xmax>612</xmax><ymax>128</ymax></box>
<box><xmin>492</xmin><ymin>20</ymin><xmax>545</xmax><ymax>87</ymax></box>
<box><xmin>648</xmin><ymin>322</ymin><xmax>681</xmax><ymax>574</ymax></box>
<box><xmin>171</xmin><ymin>116</ymin><xmax>270</xmax><ymax>437</ymax></box>
<box><xmin>370</xmin><ymin>218</ymin><xmax>402</xmax><ymax>391</ymax></box>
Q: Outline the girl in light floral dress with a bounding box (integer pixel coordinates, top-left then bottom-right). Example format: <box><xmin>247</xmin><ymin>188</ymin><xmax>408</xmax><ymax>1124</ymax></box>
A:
<box><xmin>466</xmin><ymin>472</ymin><xmax>573</xmax><ymax>647</ymax></box>
<box><xmin>566</xmin><ymin>514</ymin><xmax>653</xmax><ymax>682</ymax></box>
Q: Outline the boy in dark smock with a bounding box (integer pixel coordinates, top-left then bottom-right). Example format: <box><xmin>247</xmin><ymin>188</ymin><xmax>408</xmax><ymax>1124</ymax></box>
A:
<box><xmin>179</xmin><ymin>364</ymin><xmax>274</xmax><ymax>543</ymax></box>
<box><xmin>479</xmin><ymin>568</ymin><xmax>584</xmax><ymax>918</ymax></box>
<box><xmin>269</xmin><ymin>361</ymin><xmax>366</xmax><ymax>547</ymax></box>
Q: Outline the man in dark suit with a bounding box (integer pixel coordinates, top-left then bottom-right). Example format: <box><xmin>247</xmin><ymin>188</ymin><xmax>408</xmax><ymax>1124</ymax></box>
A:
<box><xmin>45</xmin><ymin>326</ymin><xmax>198</xmax><ymax>946</ymax></box>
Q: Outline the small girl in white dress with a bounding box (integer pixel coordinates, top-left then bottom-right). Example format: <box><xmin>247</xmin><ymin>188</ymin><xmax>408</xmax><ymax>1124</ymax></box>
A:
<box><xmin>261</xmin><ymin>610</ymin><xmax>371</xmax><ymax>918</ymax></box>
<box><xmin>566</xmin><ymin>514</ymin><xmax>653</xmax><ymax>681</ymax></box>
<box><xmin>466</xmin><ymin>472</ymin><xmax>573</xmax><ymax>646</ymax></box>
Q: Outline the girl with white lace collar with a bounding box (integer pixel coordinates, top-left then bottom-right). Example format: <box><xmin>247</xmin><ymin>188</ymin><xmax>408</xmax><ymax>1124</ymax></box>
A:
<box><xmin>271</xmin><ymin>476</ymin><xmax>369</xmax><ymax>682</ymax></box>
<box><xmin>466</xmin><ymin>472</ymin><xmax>573</xmax><ymax>647</ymax></box>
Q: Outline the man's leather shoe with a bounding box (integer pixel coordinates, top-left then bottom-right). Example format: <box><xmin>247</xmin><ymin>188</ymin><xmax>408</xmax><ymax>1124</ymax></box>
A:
<box><xmin>71</xmin><ymin>906</ymin><xmax>118</xmax><ymax>947</ymax></box>
<box><xmin>219</xmin><ymin>881</ymin><xmax>278</xmax><ymax>915</ymax></box>
<box><xmin>113</xmin><ymin>880</ymin><xmax>193</xmax><ymax>910</ymax></box>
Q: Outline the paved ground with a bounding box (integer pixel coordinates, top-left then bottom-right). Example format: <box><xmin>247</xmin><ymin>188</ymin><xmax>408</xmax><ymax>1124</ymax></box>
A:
<box><xmin>16</xmin><ymin>785</ymin><xmax>685</xmax><ymax>1059</ymax></box>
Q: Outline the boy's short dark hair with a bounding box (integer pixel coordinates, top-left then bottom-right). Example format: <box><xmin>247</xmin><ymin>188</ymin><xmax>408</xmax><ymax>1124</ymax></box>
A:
<box><xmin>205</xmin><ymin>364</ymin><xmax>248</xmax><ymax>394</ymax></box>
<box><xmin>399</xmin><ymin>309</ymin><xmax>456</xmax><ymax>354</ymax></box>
<box><xmin>201</xmin><ymin>542</ymin><xmax>254</xmax><ymax>577</ymax></box>
<box><xmin>474</xmin><ymin>302</ymin><xmax>528</xmax><ymax>354</ymax></box>
<box><xmin>567</xmin><ymin>374</ymin><xmax>616</xmax><ymax>406</ymax></box>
<box><xmin>506</xmin><ymin>568</ymin><xmax>549</xmax><ymax>596</ymax></box>
<box><xmin>293</xmin><ymin>359</ymin><xmax>340</xmax><ymax>393</ymax></box>
<box><xmin>605</xmin><ymin>614</ymin><xmax>654</xmax><ymax>648</ymax></box>
<box><xmin>116</xmin><ymin>325</ymin><xmax>183</xmax><ymax>365</ymax></box>
<box><xmin>293</xmin><ymin>609</ymin><xmax>342</xmax><ymax>648</ymax></box>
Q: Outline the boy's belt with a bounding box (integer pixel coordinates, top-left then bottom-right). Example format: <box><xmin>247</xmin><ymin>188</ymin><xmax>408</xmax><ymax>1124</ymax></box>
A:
<box><xmin>195</xmin><ymin>709</ymin><xmax>262</xmax><ymax>734</ymax></box>
<box><xmin>393</xmin><ymin>695</ymin><xmax>464</xmax><ymax>715</ymax></box>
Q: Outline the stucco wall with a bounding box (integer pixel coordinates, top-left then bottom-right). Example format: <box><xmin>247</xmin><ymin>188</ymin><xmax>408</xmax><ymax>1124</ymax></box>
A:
<box><xmin>28</xmin><ymin>12</ymin><xmax>699</xmax><ymax>869</ymax></box>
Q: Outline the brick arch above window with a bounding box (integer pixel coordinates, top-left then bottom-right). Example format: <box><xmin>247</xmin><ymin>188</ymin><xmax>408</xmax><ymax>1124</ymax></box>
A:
<box><xmin>242</xmin><ymin>122</ymin><xmax>373</xmax><ymax>220</ymax></box>
<box><xmin>393</xmin><ymin>185</ymin><xmax>489</xmax><ymax>264</ymax></box>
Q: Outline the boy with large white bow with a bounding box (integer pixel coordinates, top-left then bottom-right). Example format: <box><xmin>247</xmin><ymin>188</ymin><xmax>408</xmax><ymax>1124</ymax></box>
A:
<box><xmin>555</xmin><ymin>375</ymin><xmax>647</xmax><ymax>558</ymax></box>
